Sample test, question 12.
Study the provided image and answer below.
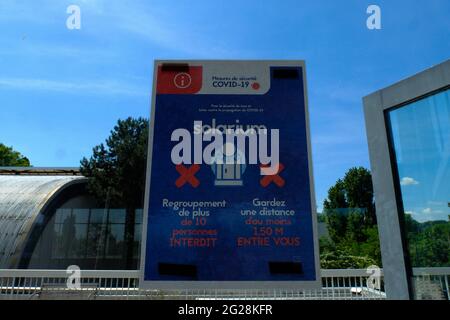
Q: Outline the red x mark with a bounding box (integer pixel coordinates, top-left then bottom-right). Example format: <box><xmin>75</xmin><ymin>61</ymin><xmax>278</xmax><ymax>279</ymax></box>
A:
<box><xmin>175</xmin><ymin>164</ymin><xmax>200</xmax><ymax>188</ymax></box>
<box><xmin>260</xmin><ymin>163</ymin><xmax>285</xmax><ymax>188</ymax></box>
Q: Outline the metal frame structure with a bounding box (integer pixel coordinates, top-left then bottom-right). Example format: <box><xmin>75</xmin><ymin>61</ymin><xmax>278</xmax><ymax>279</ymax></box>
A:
<box><xmin>363</xmin><ymin>59</ymin><xmax>450</xmax><ymax>299</ymax></box>
<box><xmin>0</xmin><ymin>175</ymin><xmax>88</xmax><ymax>268</ymax></box>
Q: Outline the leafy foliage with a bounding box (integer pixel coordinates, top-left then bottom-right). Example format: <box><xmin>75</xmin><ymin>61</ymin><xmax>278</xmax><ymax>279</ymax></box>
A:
<box><xmin>321</xmin><ymin>167</ymin><xmax>381</xmax><ymax>268</ymax></box>
<box><xmin>0</xmin><ymin>143</ymin><xmax>31</xmax><ymax>166</ymax></box>
<box><xmin>80</xmin><ymin>117</ymin><xmax>149</xmax><ymax>209</ymax></box>
<box><xmin>405</xmin><ymin>214</ymin><xmax>449</xmax><ymax>267</ymax></box>
<box><xmin>80</xmin><ymin>117</ymin><xmax>149</xmax><ymax>268</ymax></box>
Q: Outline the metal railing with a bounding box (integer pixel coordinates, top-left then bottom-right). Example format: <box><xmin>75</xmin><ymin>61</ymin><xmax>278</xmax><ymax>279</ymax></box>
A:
<box><xmin>0</xmin><ymin>268</ymin><xmax>448</xmax><ymax>300</ymax></box>
<box><xmin>412</xmin><ymin>268</ymin><xmax>450</xmax><ymax>300</ymax></box>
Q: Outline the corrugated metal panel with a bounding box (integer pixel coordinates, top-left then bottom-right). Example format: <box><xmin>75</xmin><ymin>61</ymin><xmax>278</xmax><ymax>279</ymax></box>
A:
<box><xmin>0</xmin><ymin>176</ymin><xmax>85</xmax><ymax>268</ymax></box>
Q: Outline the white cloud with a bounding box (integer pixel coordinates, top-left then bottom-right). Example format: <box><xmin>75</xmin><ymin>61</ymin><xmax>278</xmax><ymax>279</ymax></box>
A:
<box><xmin>84</xmin><ymin>1</ymin><xmax>246</xmax><ymax>58</ymax></box>
<box><xmin>405</xmin><ymin>208</ymin><xmax>448</xmax><ymax>223</ymax></box>
<box><xmin>0</xmin><ymin>0</ymin><xmax>247</xmax><ymax>58</ymax></box>
<box><xmin>0</xmin><ymin>77</ymin><xmax>148</xmax><ymax>97</ymax></box>
<box><xmin>111</xmin><ymin>7</ymin><xmax>230</xmax><ymax>57</ymax></box>
<box><xmin>400</xmin><ymin>177</ymin><xmax>419</xmax><ymax>186</ymax></box>
<box><xmin>427</xmin><ymin>201</ymin><xmax>445</xmax><ymax>206</ymax></box>
<box><xmin>0</xmin><ymin>43</ymin><xmax>118</xmax><ymax>61</ymax></box>
<box><xmin>423</xmin><ymin>208</ymin><xmax>444</xmax><ymax>214</ymax></box>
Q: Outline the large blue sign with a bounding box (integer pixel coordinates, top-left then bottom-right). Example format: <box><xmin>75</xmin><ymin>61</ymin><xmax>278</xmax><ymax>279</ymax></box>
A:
<box><xmin>141</xmin><ymin>61</ymin><xmax>320</xmax><ymax>289</ymax></box>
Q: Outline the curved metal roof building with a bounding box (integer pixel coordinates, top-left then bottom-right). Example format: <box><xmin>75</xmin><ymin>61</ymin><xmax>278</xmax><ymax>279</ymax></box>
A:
<box><xmin>0</xmin><ymin>174</ymin><xmax>87</xmax><ymax>268</ymax></box>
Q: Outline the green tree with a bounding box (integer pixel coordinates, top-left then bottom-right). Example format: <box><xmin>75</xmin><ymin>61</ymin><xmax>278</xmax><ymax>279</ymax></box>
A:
<box><xmin>346</xmin><ymin>210</ymin><xmax>365</xmax><ymax>242</ymax></box>
<box><xmin>405</xmin><ymin>213</ymin><xmax>449</xmax><ymax>267</ymax></box>
<box><xmin>323</xmin><ymin>167</ymin><xmax>376</xmax><ymax>240</ymax></box>
<box><xmin>0</xmin><ymin>143</ymin><xmax>31</xmax><ymax>166</ymax></box>
<box><xmin>342</xmin><ymin>167</ymin><xmax>376</xmax><ymax>224</ymax></box>
<box><xmin>80</xmin><ymin>117</ymin><xmax>149</xmax><ymax>268</ymax></box>
<box><xmin>323</xmin><ymin>179</ymin><xmax>348</xmax><ymax>242</ymax></box>
<box><xmin>321</xmin><ymin>167</ymin><xmax>381</xmax><ymax>267</ymax></box>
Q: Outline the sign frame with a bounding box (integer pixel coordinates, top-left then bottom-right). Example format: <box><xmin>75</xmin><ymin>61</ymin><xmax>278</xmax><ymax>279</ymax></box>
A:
<box><xmin>139</xmin><ymin>60</ymin><xmax>321</xmax><ymax>290</ymax></box>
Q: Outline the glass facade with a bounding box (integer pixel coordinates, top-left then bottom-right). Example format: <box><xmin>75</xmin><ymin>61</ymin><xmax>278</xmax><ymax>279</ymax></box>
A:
<box><xmin>28</xmin><ymin>208</ymin><xmax>143</xmax><ymax>269</ymax></box>
<box><xmin>387</xmin><ymin>88</ymin><xmax>450</xmax><ymax>298</ymax></box>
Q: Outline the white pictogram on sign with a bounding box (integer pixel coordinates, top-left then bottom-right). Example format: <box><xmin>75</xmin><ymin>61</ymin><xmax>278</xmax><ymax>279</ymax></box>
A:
<box><xmin>174</xmin><ymin>73</ymin><xmax>192</xmax><ymax>89</ymax></box>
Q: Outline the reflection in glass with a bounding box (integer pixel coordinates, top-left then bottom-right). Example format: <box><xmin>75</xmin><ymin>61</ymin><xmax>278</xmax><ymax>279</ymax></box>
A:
<box><xmin>29</xmin><ymin>208</ymin><xmax>142</xmax><ymax>269</ymax></box>
<box><xmin>106</xmin><ymin>224</ymin><xmax>125</xmax><ymax>258</ymax></box>
<box><xmin>388</xmin><ymin>89</ymin><xmax>449</xmax><ymax>269</ymax></box>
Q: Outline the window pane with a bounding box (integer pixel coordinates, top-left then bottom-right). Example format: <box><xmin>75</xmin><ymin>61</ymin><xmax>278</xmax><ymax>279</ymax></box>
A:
<box><xmin>54</xmin><ymin>209</ymin><xmax>65</xmax><ymax>224</ymax></box>
<box><xmin>56</xmin><ymin>208</ymin><xmax>72</xmax><ymax>224</ymax></box>
<box><xmin>70</xmin><ymin>224</ymin><xmax>88</xmax><ymax>258</ymax></box>
<box><xmin>86</xmin><ymin>223</ymin><xmax>106</xmax><ymax>258</ymax></box>
<box><xmin>73</xmin><ymin>209</ymin><xmax>89</xmax><ymax>224</ymax></box>
<box><xmin>135</xmin><ymin>209</ymin><xmax>143</xmax><ymax>224</ymax></box>
<box><xmin>133</xmin><ymin>223</ymin><xmax>142</xmax><ymax>259</ymax></box>
<box><xmin>52</xmin><ymin>223</ymin><xmax>63</xmax><ymax>258</ymax></box>
<box><xmin>108</xmin><ymin>209</ymin><xmax>126</xmax><ymax>224</ymax></box>
<box><xmin>105</xmin><ymin>224</ymin><xmax>125</xmax><ymax>258</ymax></box>
<box><xmin>388</xmin><ymin>89</ymin><xmax>450</xmax><ymax>269</ymax></box>
<box><xmin>90</xmin><ymin>209</ymin><xmax>108</xmax><ymax>224</ymax></box>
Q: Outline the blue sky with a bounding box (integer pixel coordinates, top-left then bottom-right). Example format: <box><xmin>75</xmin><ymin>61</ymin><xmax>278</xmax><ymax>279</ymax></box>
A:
<box><xmin>0</xmin><ymin>0</ymin><xmax>449</xmax><ymax>211</ymax></box>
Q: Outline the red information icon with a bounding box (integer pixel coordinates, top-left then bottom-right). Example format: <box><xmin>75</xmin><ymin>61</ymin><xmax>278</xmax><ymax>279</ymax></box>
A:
<box><xmin>156</xmin><ymin>65</ymin><xmax>202</xmax><ymax>94</ymax></box>
<box><xmin>174</xmin><ymin>73</ymin><xmax>192</xmax><ymax>89</ymax></box>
